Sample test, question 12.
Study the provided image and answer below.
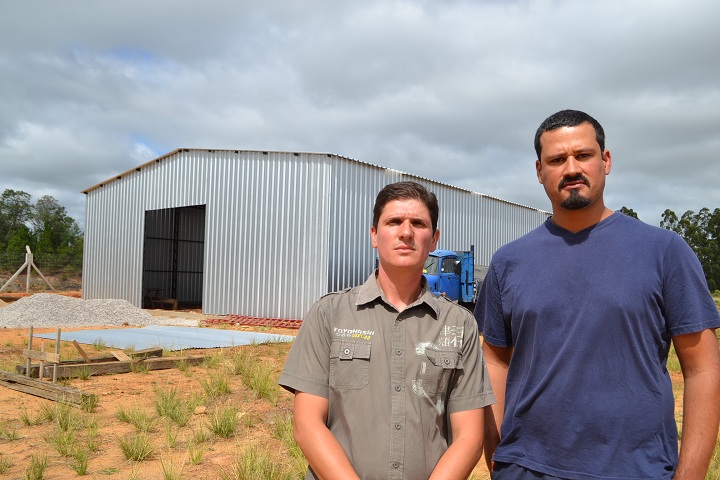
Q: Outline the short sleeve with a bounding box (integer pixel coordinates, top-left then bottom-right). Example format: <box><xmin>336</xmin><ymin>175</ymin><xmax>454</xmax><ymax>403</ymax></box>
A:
<box><xmin>278</xmin><ymin>300</ymin><xmax>333</xmax><ymax>398</ymax></box>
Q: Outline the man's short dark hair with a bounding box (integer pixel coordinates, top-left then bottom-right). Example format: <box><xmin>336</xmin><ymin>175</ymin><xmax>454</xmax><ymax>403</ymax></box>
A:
<box><xmin>372</xmin><ymin>181</ymin><xmax>439</xmax><ymax>232</ymax></box>
<box><xmin>534</xmin><ymin>109</ymin><xmax>605</xmax><ymax>158</ymax></box>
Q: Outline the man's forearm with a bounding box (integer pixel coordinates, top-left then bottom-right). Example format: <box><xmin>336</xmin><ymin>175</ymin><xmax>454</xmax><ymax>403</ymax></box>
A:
<box><xmin>674</xmin><ymin>371</ymin><xmax>720</xmax><ymax>479</ymax></box>
<box><xmin>296</xmin><ymin>423</ymin><xmax>360</xmax><ymax>480</ymax></box>
<box><xmin>429</xmin><ymin>410</ymin><xmax>484</xmax><ymax>480</ymax></box>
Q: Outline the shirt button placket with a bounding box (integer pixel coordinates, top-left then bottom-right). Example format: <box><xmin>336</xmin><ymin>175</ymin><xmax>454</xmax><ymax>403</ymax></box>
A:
<box><xmin>389</xmin><ymin>312</ymin><xmax>405</xmax><ymax>479</ymax></box>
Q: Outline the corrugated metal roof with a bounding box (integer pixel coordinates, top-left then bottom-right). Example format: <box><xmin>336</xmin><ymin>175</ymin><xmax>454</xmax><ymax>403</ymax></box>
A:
<box><xmin>36</xmin><ymin>326</ymin><xmax>294</xmax><ymax>351</ymax></box>
<box><xmin>81</xmin><ymin>148</ymin><xmax>549</xmax><ymax>213</ymax></box>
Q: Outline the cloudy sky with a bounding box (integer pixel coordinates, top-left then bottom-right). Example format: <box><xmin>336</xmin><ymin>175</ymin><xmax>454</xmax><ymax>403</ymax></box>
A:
<box><xmin>2</xmin><ymin>0</ymin><xmax>718</xmax><ymax>230</ymax></box>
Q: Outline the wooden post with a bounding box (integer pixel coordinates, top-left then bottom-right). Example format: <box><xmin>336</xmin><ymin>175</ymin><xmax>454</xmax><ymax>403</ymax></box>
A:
<box><xmin>0</xmin><ymin>246</ymin><xmax>56</xmax><ymax>294</ymax></box>
<box><xmin>53</xmin><ymin>329</ymin><xmax>61</xmax><ymax>383</ymax></box>
<box><xmin>26</xmin><ymin>248</ymin><xmax>32</xmax><ymax>294</ymax></box>
<box><xmin>38</xmin><ymin>342</ymin><xmax>45</xmax><ymax>382</ymax></box>
<box><xmin>26</xmin><ymin>326</ymin><xmax>33</xmax><ymax>378</ymax></box>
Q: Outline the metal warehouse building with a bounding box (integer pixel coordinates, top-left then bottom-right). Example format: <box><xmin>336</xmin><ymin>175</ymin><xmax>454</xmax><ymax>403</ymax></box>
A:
<box><xmin>82</xmin><ymin>149</ymin><xmax>549</xmax><ymax>319</ymax></box>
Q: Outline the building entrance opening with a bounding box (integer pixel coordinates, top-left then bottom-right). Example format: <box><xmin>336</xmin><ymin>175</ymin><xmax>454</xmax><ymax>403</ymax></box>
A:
<box><xmin>142</xmin><ymin>205</ymin><xmax>205</xmax><ymax>310</ymax></box>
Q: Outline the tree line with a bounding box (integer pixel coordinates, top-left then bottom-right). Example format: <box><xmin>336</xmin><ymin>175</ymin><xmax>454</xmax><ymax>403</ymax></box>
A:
<box><xmin>621</xmin><ymin>206</ymin><xmax>720</xmax><ymax>292</ymax></box>
<box><xmin>0</xmin><ymin>189</ymin><xmax>83</xmax><ymax>274</ymax></box>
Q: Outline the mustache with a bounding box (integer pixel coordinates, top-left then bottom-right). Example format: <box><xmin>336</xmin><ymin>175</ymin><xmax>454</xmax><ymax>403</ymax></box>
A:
<box><xmin>558</xmin><ymin>174</ymin><xmax>589</xmax><ymax>190</ymax></box>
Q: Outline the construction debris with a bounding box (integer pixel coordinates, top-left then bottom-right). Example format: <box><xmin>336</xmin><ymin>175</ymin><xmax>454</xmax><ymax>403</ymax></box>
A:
<box><xmin>0</xmin><ymin>371</ymin><xmax>96</xmax><ymax>408</ymax></box>
<box><xmin>15</xmin><ymin>346</ymin><xmax>205</xmax><ymax>379</ymax></box>
<box><xmin>204</xmin><ymin>314</ymin><xmax>303</xmax><ymax>329</ymax></box>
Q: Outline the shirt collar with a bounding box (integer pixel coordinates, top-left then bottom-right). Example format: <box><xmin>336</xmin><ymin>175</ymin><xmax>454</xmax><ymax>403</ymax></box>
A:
<box><xmin>356</xmin><ymin>270</ymin><xmax>440</xmax><ymax>317</ymax></box>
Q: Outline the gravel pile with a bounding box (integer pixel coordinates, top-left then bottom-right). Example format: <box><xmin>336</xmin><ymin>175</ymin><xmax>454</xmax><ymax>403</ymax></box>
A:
<box><xmin>0</xmin><ymin>294</ymin><xmax>160</xmax><ymax>328</ymax></box>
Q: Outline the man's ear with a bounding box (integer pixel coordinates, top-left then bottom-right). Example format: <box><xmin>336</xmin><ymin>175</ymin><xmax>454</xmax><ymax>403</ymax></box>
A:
<box><xmin>536</xmin><ymin>159</ymin><xmax>543</xmax><ymax>184</ymax></box>
<box><xmin>603</xmin><ymin>150</ymin><xmax>612</xmax><ymax>175</ymax></box>
<box><xmin>370</xmin><ymin>225</ymin><xmax>378</xmax><ymax>248</ymax></box>
<box><xmin>431</xmin><ymin>228</ymin><xmax>440</xmax><ymax>250</ymax></box>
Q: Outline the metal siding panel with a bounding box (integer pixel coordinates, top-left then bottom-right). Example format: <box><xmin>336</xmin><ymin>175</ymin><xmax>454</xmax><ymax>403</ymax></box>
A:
<box><xmin>83</xmin><ymin>149</ymin><xmax>548</xmax><ymax>319</ymax></box>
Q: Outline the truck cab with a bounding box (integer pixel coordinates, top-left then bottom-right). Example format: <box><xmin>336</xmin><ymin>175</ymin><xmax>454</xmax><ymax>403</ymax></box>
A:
<box><xmin>422</xmin><ymin>246</ymin><xmax>477</xmax><ymax>307</ymax></box>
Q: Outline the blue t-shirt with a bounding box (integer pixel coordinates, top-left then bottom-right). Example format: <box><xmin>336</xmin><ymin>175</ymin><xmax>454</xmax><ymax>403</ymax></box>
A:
<box><xmin>476</xmin><ymin>212</ymin><xmax>720</xmax><ymax>480</ymax></box>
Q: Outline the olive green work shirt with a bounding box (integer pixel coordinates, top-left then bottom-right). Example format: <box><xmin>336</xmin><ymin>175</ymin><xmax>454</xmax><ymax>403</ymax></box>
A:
<box><xmin>278</xmin><ymin>273</ymin><xmax>495</xmax><ymax>480</ymax></box>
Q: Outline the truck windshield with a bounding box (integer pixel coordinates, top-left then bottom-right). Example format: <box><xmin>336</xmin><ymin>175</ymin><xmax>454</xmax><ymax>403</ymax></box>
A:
<box><xmin>423</xmin><ymin>256</ymin><xmax>439</xmax><ymax>275</ymax></box>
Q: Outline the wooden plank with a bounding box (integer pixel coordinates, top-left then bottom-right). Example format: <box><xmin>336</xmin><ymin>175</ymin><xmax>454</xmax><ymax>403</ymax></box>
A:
<box><xmin>73</xmin><ymin>340</ymin><xmax>92</xmax><ymax>363</ymax></box>
<box><xmin>111</xmin><ymin>351</ymin><xmax>132</xmax><ymax>362</ymax></box>
<box><xmin>128</xmin><ymin>347</ymin><xmax>164</xmax><ymax>359</ymax></box>
<box><xmin>30</xmin><ymin>354</ymin><xmax>206</xmax><ymax>379</ymax></box>
<box><xmin>23</xmin><ymin>350</ymin><xmax>61</xmax><ymax>363</ymax></box>
<box><xmin>0</xmin><ymin>371</ymin><xmax>92</xmax><ymax>407</ymax></box>
<box><xmin>16</xmin><ymin>347</ymin><xmax>166</xmax><ymax>377</ymax></box>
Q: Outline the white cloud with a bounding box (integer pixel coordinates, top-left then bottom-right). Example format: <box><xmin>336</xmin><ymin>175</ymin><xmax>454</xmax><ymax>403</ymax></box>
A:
<box><xmin>0</xmin><ymin>0</ymin><xmax>718</xmax><ymax>230</ymax></box>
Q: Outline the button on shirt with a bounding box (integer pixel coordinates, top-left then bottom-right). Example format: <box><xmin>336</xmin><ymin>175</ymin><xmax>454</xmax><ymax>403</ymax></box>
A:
<box><xmin>279</xmin><ymin>273</ymin><xmax>495</xmax><ymax>480</ymax></box>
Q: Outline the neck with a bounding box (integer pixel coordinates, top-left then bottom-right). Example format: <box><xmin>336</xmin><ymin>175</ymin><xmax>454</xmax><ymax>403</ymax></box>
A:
<box><xmin>551</xmin><ymin>204</ymin><xmax>614</xmax><ymax>233</ymax></box>
<box><xmin>376</xmin><ymin>267</ymin><xmax>423</xmax><ymax>312</ymax></box>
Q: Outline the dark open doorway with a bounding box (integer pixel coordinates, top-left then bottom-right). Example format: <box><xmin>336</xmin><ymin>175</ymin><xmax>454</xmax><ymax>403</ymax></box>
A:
<box><xmin>142</xmin><ymin>205</ymin><xmax>205</xmax><ymax>310</ymax></box>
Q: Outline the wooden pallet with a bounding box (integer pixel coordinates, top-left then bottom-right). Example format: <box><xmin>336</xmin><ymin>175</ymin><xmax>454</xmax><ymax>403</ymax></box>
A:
<box><xmin>0</xmin><ymin>371</ymin><xmax>96</xmax><ymax>408</ymax></box>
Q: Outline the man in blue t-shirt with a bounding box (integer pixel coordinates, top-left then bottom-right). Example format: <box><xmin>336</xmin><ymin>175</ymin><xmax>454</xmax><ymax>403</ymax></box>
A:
<box><xmin>475</xmin><ymin>109</ymin><xmax>720</xmax><ymax>480</ymax></box>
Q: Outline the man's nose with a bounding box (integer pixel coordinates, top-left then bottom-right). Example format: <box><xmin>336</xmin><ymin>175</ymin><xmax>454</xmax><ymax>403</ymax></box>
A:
<box><xmin>563</xmin><ymin>156</ymin><xmax>580</xmax><ymax>175</ymax></box>
<box><xmin>399</xmin><ymin>220</ymin><xmax>413</xmax><ymax>238</ymax></box>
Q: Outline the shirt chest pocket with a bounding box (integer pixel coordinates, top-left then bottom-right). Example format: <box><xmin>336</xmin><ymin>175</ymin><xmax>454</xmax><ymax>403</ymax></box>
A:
<box><xmin>330</xmin><ymin>340</ymin><xmax>372</xmax><ymax>390</ymax></box>
<box><xmin>422</xmin><ymin>347</ymin><xmax>461</xmax><ymax>396</ymax></box>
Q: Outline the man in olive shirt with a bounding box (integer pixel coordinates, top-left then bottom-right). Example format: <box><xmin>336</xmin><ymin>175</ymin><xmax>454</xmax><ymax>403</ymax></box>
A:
<box><xmin>279</xmin><ymin>181</ymin><xmax>495</xmax><ymax>479</ymax></box>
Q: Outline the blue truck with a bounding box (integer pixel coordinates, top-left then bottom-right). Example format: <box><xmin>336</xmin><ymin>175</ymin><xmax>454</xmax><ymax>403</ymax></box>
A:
<box><xmin>422</xmin><ymin>245</ymin><xmax>481</xmax><ymax>309</ymax></box>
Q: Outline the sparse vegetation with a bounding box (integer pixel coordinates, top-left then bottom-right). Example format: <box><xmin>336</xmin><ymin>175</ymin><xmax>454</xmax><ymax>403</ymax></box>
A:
<box><xmin>117</xmin><ymin>405</ymin><xmax>158</xmax><ymax>433</ymax></box>
<box><xmin>223</xmin><ymin>445</ymin><xmax>287</xmax><ymax>480</ymax></box>
<box><xmin>118</xmin><ymin>433</ymin><xmax>154</xmax><ymax>461</ymax></box>
<box><xmin>22</xmin><ymin>454</ymin><xmax>48</xmax><ymax>480</ymax></box>
<box><xmin>199</xmin><ymin>372</ymin><xmax>231</xmax><ymax>399</ymax></box>
<box><xmin>154</xmin><ymin>385</ymin><xmax>194</xmax><ymax>427</ymax></box>
<box><xmin>208</xmin><ymin>404</ymin><xmax>239</xmax><ymax>439</ymax></box>
<box><xmin>0</xmin><ymin>455</ymin><xmax>13</xmax><ymax>474</ymax></box>
<box><xmin>9</xmin><ymin>322</ymin><xmax>717</xmax><ymax>478</ymax></box>
<box><xmin>228</xmin><ymin>348</ymin><xmax>281</xmax><ymax>404</ymax></box>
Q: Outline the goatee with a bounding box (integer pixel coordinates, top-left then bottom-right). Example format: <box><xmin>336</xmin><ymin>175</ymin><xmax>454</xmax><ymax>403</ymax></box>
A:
<box><xmin>561</xmin><ymin>190</ymin><xmax>591</xmax><ymax>210</ymax></box>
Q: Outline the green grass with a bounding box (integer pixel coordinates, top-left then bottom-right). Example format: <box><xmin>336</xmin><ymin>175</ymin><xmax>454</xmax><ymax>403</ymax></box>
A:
<box><xmin>118</xmin><ymin>433</ymin><xmax>154</xmax><ymax>461</ymax></box>
<box><xmin>154</xmin><ymin>385</ymin><xmax>194</xmax><ymax>427</ymax></box>
<box><xmin>0</xmin><ymin>455</ymin><xmax>13</xmax><ymax>474</ymax></box>
<box><xmin>199</xmin><ymin>372</ymin><xmax>231</xmax><ymax>399</ymax></box>
<box><xmin>208</xmin><ymin>404</ymin><xmax>239</xmax><ymax>439</ymax></box>
<box><xmin>272</xmin><ymin>412</ymin><xmax>307</xmax><ymax>477</ymax></box>
<box><xmin>22</xmin><ymin>454</ymin><xmax>48</xmax><ymax>480</ymax></box>
<box><xmin>117</xmin><ymin>405</ymin><xmax>158</xmax><ymax>433</ymax></box>
<box><xmin>222</xmin><ymin>445</ymin><xmax>289</xmax><ymax>480</ymax></box>
<box><xmin>227</xmin><ymin>349</ymin><xmax>280</xmax><ymax>405</ymax></box>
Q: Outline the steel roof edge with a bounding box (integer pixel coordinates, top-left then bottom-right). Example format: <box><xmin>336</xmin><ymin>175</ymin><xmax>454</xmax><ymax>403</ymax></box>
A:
<box><xmin>81</xmin><ymin>148</ymin><xmax>549</xmax><ymax>215</ymax></box>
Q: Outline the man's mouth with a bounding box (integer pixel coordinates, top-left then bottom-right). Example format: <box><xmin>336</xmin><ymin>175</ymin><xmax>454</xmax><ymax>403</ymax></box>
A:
<box><xmin>559</xmin><ymin>175</ymin><xmax>589</xmax><ymax>191</ymax></box>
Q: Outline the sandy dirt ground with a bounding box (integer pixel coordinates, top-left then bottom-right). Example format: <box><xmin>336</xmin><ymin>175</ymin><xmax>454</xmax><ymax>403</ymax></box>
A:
<box><xmin>0</xmin><ymin>298</ymin><xmax>307</xmax><ymax>479</ymax></box>
<box><xmin>0</xmin><ymin>295</ymin><xmax>495</xmax><ymax>479</ymax></box>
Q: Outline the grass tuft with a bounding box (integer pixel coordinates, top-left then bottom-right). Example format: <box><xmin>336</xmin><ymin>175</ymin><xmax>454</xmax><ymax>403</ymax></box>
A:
<box><xmin>208</xmin><ymin>404</ymin><xmax>239</xmax><ymax>439</ymax></box>
<box><xmin>118</xmin><ymin>433</ymin><xmax>154</xmax><ymax>461</ymax></box>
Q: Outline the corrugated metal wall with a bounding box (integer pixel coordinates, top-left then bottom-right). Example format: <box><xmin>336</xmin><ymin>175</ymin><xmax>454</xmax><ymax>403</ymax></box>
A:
<box><xmin>83</xmin><ymin>149</ymin><xmax>548</xmax><ymax>319</ymax></box>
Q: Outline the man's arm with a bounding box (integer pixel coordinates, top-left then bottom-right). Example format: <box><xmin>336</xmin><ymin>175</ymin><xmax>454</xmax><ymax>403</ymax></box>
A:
<box><xmin>673</xmin><ymin>328</ymin><xmax>720</xmax><ymax>480</ymax></box>
<box><xmin>293</xmin><ymin>391</ymin><xmax>360</xmax><ymax>480</ymax></box>
<box><xmin>429</xmin><ymin>408</ymin><xmax>484</xmax><ymax>480</ymax></box>
<box><xmin>482</xmin><ymin>341</ymin><xmax>513</xmax><ymax>472</ymax></box>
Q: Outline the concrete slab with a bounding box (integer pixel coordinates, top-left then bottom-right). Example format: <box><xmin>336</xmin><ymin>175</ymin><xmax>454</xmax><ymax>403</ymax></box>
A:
<box><xmin>35</xmin><ymin>326</ymin><xmax>295</xmax><ymax>351</ymax></box>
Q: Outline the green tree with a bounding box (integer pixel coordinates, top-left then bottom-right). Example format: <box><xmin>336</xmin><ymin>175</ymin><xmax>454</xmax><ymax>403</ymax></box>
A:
<box><xmin>0</xmin><ymin>189</ymin><xmax>33</xmax><ymax>268</ymax></box>
<box><xmin>661</xmin><ymin>208</ymin><xmax>720</xmax><ymax>291</ymax></box>
<box><xmin>31</xmin><ymin>195</ymin><xmax>83</xmax><ymax>272</ymax></box>
<box><xmin>4</xmin><ymin>224</ymin><xmax>35</xmax><ymax>267</ymax></box>
<box><xmin>619</xmin><ymin>206</ymin><xmax>639</xmax><ymax>219</ymax></box>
